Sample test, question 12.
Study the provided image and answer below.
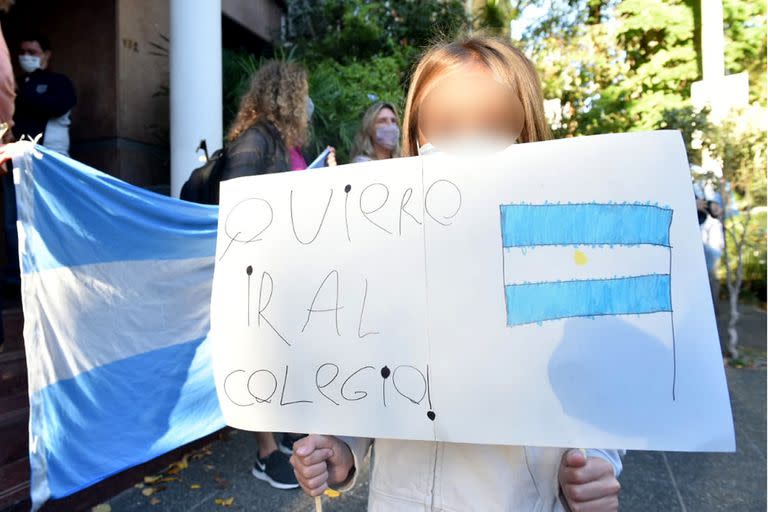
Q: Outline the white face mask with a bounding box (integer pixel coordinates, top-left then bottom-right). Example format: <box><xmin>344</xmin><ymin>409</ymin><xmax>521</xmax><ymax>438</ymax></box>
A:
<box><xmin>19</xmin><ymin>55</ymin><xmax>41</xmax><ymax>73</ymax></box>
<box><xmin>418</xmin><ymin>134</ymin><xmax>517</xmax><ymax>156</ymax></box>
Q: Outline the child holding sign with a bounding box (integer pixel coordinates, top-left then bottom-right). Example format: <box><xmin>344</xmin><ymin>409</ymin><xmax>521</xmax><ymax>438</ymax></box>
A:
<box><xmin>290</xmin><ymin>36</ymin><xmax>623</xmax><ymax>511</ymax></box>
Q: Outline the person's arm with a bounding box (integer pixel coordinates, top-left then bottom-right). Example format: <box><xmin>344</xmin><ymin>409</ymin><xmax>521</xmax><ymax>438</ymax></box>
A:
<box><xmin>220</xmin><ymin>128</ymin><xmax>279</xmax><ymax>181</ymax></box>
<box><xmin>0</xmin><ymin>24</ymin><xmax>15</xmax><ymax>127</ymax></box>
<box><xmin>18</xmin><ymin>73</ymin><xmax>76</xmax><ymax>119</ymax></box>
<box><xmin>333</xmin><ymin>436</ymin><xmax>372</xmax><ymax>491</ymax></box>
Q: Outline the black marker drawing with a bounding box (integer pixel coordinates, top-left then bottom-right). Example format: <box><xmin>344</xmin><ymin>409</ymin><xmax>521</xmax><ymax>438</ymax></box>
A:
<box><xmin>398</xmin><ymin>187</ymin><xmax>422</xmax><ymax>235</ymax></box>
<box><xmin>246</xmin><ymin>266</ymin><xmax>253</xmax><ymax>326</ymax></box>
<box><xmin>357</xmin><ymin>278</ymin><xmax>379</xmax><ymax>339</ymax></box>
<box><xmin>341</xmin><ymin>366</ymin><xmax>375</xmax><ymax>401</ymax></box>
<box><xmin>223</xmin><ymin>370</ymin><xmax>254</xmax><ymax>407</ymax></box>
<box><xmin>380</xmin><ymin>365</ymin><xmax>391</xmax><ymax>407</ymax></box>
<box><xmin>280</xmin><ymin>365</ymin><xmax>313</xmax><ymax>406</ymax></box>
<box><xmin>344</xmin><ymin>184</ymin><xmax>352</xmax><ymax>242</ymax></box>
<box><xmin>392</xmin><ymin>365</ymin><xmax>427</xmax><ymax>405</ymax></box>
<box><xmin>257</xmin><ymin>271</ymin><xmax>291</xmax><ymax>346</ymax></box>
<box><xmin>315</xmin><ymin>363</ymin><xmax>340</xmax><ymax>406</ymax></box>
<box><xmin>220</xmin><ymin>198</ymin><xmax>274</xmax><ymax>261</ymax></box>
<box><xmin>302</xmin><ymin>270</ymin><xmax>344</xmax><ymax>336</ymax></box>
<box><xmin>247</xmin><ymin>369</ymin><xmax>278</xmax><ymax>404</ymax></box>
<box><xmin>359</xmin><ymin>183</ymin><xmax>392</xmax><ymax>234</ymax></box>
<box><xmin>424</xmin><ymin>179</ymin><xmax>462</xmax><ymax>226</ymax></box>
<box><xmin>290</xmin><ymin>188</ymin><xmax>333</xmax><ymax>245</ymax></box>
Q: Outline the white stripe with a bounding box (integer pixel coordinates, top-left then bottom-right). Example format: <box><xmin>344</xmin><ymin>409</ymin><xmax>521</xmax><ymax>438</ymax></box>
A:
<box><xmin>22</xmin><ymin>257</ymin><xmax>213</xmax><ymax>393</ymax></box>
<box><xmin>503</xmin><ymin>245</ymin><xmax>670</xmax><ymax>285</ymax></box>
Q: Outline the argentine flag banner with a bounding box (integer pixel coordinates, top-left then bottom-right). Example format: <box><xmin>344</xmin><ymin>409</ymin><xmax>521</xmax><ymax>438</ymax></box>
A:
<box><xmin>11</xmin><ymin>144</ymin><xmax>225</xmax><ymax>509</ymax></box>
<box><xmin>500</xmin><ymin>203</ymin><xmax>674</xmax><ymax>327</ymax></box>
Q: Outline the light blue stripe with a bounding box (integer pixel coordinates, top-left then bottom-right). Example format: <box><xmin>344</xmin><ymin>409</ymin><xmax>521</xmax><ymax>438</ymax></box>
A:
<box><xmin>504</xmin><ymin>274</ymin><xmax>671</xmax><ymax>326</ymax></box>
<box><xmin>17</xmin><ymin>147</ymin><xmax>218</xmax><ymax>273</ymax></box>
<box><xmin>500</xmin><ymin>203</ymin><xmax>672</xmax><ymax>247</ymax></box>
<box><xmin>31</xmin><ymin>335</ymin><xmax>224</xmax><ymax>498</ymax></box>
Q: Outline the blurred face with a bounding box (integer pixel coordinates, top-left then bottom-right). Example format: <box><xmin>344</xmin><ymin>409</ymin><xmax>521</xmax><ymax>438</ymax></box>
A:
<box><xmin>417</xmin><ymin>62</ymin><xmax>524</xmax><ymax>149</ymax></box>
<box><xmin>375</xmin><ymin>107</ymin><xmax>398</xmax><ymax>129</ymax></box>
<box><xmin>19</xmin><ymin>40</ymin><xmax>49</xmax><ymax>70</ymax></box>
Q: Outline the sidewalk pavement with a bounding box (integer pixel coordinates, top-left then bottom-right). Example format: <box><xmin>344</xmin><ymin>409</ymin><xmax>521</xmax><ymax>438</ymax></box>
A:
<box><xmin>107</xmin><ymin>303</ymin><xmax>766</xmax><ymax>512</ymax></box>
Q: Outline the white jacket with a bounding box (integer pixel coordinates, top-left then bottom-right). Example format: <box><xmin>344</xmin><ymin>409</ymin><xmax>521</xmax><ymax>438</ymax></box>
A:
<box><xmin>339</xmin><ymin>437</ymin><xmax>622</xmax><ymax>511</ymax></box>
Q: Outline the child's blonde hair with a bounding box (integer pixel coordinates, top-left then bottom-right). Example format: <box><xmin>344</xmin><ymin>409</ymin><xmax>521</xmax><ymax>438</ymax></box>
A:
<box><xmin>402</xmin><ymin>36</ymin><xmax>552</xmax><ymax>156</ymax></box>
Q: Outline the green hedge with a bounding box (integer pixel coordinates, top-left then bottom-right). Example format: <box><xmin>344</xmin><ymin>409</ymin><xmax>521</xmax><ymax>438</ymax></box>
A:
<box><xmin>223</xmin><ymin>49</ymin><xmax>408</xmax><ymax>163</ymax></box>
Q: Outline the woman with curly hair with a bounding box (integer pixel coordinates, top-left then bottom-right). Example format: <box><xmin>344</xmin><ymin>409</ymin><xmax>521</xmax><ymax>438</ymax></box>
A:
<box><xmin>221</xmin><ymin>60</ymin><xmax>333</xmax><ymax>181</ymax></box>
<box><xmin>221</xmin><ymin>60</ymin><xmax>313</xmax><ymax>490</ymax></box>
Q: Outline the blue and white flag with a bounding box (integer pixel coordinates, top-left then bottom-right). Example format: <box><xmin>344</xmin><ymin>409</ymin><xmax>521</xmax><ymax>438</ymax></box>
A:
<box><xmin>500</xmin><ymin>203</ymin><xmax>673</xmax><ymax>326</ymax></box>
<box><xmin>11</xmin><ymin>144</ymin><xmax>224</xmax><ymax>509</ymax></box>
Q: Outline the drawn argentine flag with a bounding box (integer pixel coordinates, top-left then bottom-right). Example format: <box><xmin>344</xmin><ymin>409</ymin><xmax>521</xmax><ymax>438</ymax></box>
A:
<box><xmin>500</xmin><ymin>203</ymin><xmax>674</xmax><ymax>326</ymax></box>
<box><xmin>11</xmin><ymin>144</ymin><xmax>224</xmax><ymax>510</ymax></box>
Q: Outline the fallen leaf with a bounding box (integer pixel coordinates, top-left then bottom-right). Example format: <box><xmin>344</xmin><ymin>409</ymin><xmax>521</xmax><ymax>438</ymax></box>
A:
<box><xmin>214</xmin><ymin>497</ymin><xmax>234</xmax><ymax>507</ymax></box>
<box><xmin>157</xmin><ymin>477</ymin><xmax>178</xmax><ymax>484</ymax></box>
<box><xmin>144</xmin><ymin>475</ymin><xmax>163</xmax><ymax>484</ymax></box>
<box><xmin>166</xmin><ymin>454</ymin><xmax>190</xmax><ymax>474</ymax></box>
<box><xmin>92</xmin><ymin>505</ymin><xmax>111</xmax><ymax>512</ymax></box>
<box><xmin>324</xmin><ymin>489</ymin><xmax>341</xmax><ymax>498</ymax></box>
<box><xmin>190</xmin><ymin>484</ymin><xmax>201</xmax><ymax>489</ymax></box>
<box><xmin>142</xmin><ymin>486</ymin><xmax>166</xmax><ymax>497</ymax></box>
<box><xmin>150</xmin><ymin>497</ymin><xmax>161</xmax><ymax>505</ymax></box>
<box><xmin>133</xmin><ymin>483</ymin><xmax>145</xmax><ymax>489</ymax></box>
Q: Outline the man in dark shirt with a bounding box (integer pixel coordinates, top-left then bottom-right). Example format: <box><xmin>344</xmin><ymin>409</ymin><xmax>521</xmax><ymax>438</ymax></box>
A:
<box><xmin>2</xmin><ymin>33</ymin><xmax>75</xmax><ymax>293</ymax></box>
<box><xmin>12</xmin><ymin>32</ymin><xmax>75</xmax><ymax>155</ymax></box>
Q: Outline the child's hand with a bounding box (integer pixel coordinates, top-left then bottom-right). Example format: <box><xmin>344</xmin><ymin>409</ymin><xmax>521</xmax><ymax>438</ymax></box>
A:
<box><xmin>558</xmin><ymin>449</ymin><xmax>620</xmax><ymax>511</ymax></box>
<box><xmin>289</xmin><ymin>434</ymin><xmax>353</xmax><ymax>497</ymax></box>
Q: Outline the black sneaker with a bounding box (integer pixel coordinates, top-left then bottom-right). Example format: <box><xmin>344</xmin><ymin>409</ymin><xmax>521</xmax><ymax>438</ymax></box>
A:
<box><xmin>278</xmin><ymin>434</ymin><xmax>307</xmax><ymax>455</ymax></box>
<box><xmin>251</xmin><ymin>450</ymin><xmax>299</xmax><ymax>490</ymax></box>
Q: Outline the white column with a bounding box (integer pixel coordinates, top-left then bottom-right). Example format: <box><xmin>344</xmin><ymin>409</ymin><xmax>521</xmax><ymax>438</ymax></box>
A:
<box><xmin>170</xmin><ymin>0</ymin><xmax>223</xmax><ymax>197</ymax></box>
<box><xmin>701</xmin><ymin>0</ymin><xmax>725</xmax><ymax>80</ymax></box>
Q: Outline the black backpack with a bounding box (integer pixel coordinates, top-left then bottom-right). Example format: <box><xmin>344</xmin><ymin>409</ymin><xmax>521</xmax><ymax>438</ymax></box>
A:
<box><xmin>180</xmin><ymin>148</ymin><xmax>226</xmax><ymax>205</ymax></box>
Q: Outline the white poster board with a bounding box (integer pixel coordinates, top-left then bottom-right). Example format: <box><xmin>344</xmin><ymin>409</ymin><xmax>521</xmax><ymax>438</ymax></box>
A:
<box><xmin>210</xmin><ymin>131</ymin><xmax>734</xmax><ymax>451</ymax></box>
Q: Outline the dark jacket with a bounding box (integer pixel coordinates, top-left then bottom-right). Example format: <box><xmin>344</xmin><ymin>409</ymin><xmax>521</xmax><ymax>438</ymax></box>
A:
<box><xmin>13</xmin><ymin>68</ymin><xmax>76</xmax><ymax>142</ymax></box>
<box><xmin>220</xmin><ymin>122</ymin><xmax>290</xmax><ymax>182</ymax></box>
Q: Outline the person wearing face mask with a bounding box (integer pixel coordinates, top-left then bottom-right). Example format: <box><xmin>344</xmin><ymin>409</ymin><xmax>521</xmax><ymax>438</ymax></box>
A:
<box><xmin>289</xmin><ymin>96</ymin><xmax>337</xmax><ymax>171</ymax></box>
<box><xmin>221</xmin><ymin>60</ymin><xmax>332</xmax><ymax>184</ymax></box>
<box><xmin>12</xmin><ymin>32</ymin><xmax>76</xmax><ymax>156</ymax></box>
<box><xmin>4</xmin><ymin>32</ymin><xmax>75</xmax><ymax>300</ymax></box>
<box><xmin>217</xmin><ymin>60</ymin><xmax>318</xmax><ymax>491</ymax></box>
<box><xmin>350</xmin><ymin>101</ymin><xmax>401</xmax><ymax>163</ymax></box>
